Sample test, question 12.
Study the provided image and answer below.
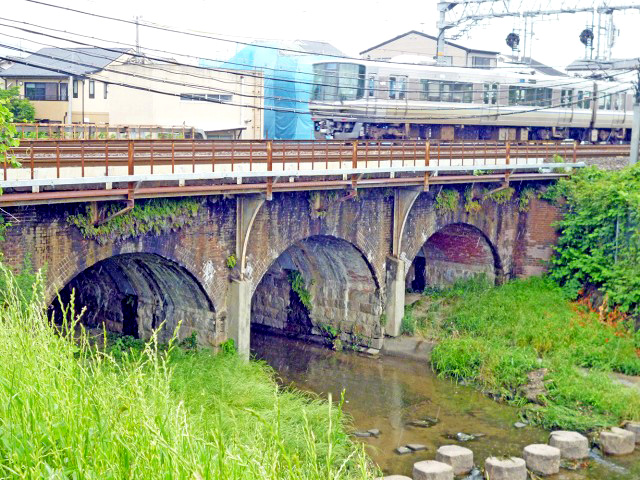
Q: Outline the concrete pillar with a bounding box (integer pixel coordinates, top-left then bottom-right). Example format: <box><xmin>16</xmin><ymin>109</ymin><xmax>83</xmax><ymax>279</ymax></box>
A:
<box><xmin>227</xmin><ymin>278</ymin><xmax>251</xmax><ymax>360</ymax></box>
<box><xmin>385</xmin><ymin>255</ymin><xmax>406</xmax><ymax>337</ymax></box>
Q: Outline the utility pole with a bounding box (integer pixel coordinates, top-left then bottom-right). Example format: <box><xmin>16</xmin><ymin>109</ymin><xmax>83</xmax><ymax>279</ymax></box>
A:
<box><xmin>135</xmin><ymin>16</ymin><xmax>141</xmax><ymax>56</ymax></box>
<box><xmin>631</xmin><ymin>68</ymin><xmax>640</xmax><ymax>165</ymax></box>
<box><xmin>436</xmin><ymin>0</ymin><xmax>500</xmax><ymax>66</ymax></box>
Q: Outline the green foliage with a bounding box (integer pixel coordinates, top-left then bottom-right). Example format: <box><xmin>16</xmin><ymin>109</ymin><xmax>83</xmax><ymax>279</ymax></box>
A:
<box><xmin>483</xmin><ymin>186</ymin><xmax>515</xmax><ymax>205</ymax></box>
<box><xmin>400</xmin><ymin>305</ymin><xmax>416</xmax><ymax>335</ymax></box>
<box><xmin>463</xmin><ymin>186</ymin><xmax>481</xmax><ymax>214</ymax></box>
<box><xmin>219</xmin><ymin>338</ymin><xmax>236</xmax><ymax>355</ymax></box>
<box><xmin>545</xmin><ymin>165</ymin><xmax>640</xmax><ymax>314</ymax></box>
<box><xmin>0</xmin><ymin>264</ymin><xmax>375</xmax><ymax>479</ymax></box>
<box><xmin>435</xmin><ymin>188</ymin><xmax>460</xmax><ymax>212</ymax></box>
<box><xmin>0</xmin><ymin>87</ymin><xmax>35</xmax><ymax>122</ymax></box>
<box><xmin>67</xmin><ymin>198</ymin><xmax>201</xmax><ymax>244</ymax></box>
<box><xmin>288</xmin><ymin>270</ymin><xmax>313</xmax><ymax>311</ymax></box>
<box><xmin>518</xmin><ymin>187</ymin><xmax>537</xmax><ymax>212</ymax></box>
<box><xmin>226</xmin><ymin>254</ymin><xmax>237</xmax><ymax>269</ymax></box>
<box><xmin>0</xmin><ymin>254</ymin><xmax>42</xmax><ymax>308</ymax></box>
<box><xmin>429</xmin><ymin>277</ymin><xmax>640</xmax><ymax>431</ymax></box>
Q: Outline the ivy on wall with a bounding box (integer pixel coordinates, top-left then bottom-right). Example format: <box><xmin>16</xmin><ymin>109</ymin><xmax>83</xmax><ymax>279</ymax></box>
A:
<box><xmin>67</xmin><ymin>198</ymin><xmax>201</xmax><ymax>245</ymax></box>
<box><xmin>287</xmin><ymin>270</ymin><xmax>313</xmax><ymax>311</ymax></box>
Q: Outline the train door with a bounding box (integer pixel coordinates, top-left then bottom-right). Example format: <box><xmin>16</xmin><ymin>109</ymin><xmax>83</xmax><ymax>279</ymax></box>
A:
<box><xmin>560</xmin><ymin>89</ymin><xmax>574</xmax><ymax>125</ymax></box>
<box><xmin>366</xmin><ymin>73</ymin><xmax>377</xmax><ymax>119</ymax></box>
<box><xmin>389</xmin><ymin>75</ymin><xmax>409</xmax><ymax>119</ymax></box>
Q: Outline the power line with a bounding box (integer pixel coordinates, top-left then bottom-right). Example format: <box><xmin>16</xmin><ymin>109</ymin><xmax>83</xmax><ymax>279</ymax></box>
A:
<box><xmin>2</xmin><ymin>45</ymin><xmax>632</xmax><ymax>125</ymax></box>
<box><xmin>4</xmin><ymin>38</ymin><xmax>632</xmax><ymax>122</ymax></box>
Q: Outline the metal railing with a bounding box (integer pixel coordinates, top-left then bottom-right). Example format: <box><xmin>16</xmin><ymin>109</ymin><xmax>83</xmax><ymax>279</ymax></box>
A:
<box><xmin>0</xmin><ymin>139</ymin><xmax>625</xmax><ymax>206</ymax></box>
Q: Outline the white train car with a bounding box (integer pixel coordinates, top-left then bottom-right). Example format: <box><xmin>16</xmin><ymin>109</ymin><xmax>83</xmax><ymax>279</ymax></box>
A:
<box><xmin>309</xmin><ymin>60</ymin><xmax>633</xmax><ymax>142</ymax></box>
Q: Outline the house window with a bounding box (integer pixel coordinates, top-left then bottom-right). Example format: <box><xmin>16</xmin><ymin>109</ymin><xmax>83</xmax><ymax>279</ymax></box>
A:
<box><xmin>104</xmin><ymin>83</ymin><xmax>108</xmax><ymax>99</ymax></box>
<box><xmin>472</xmin><ymin>57</ymin><xmax>492</xmax><ymax>69</ymax></box>
<box><xmin>24</xmin><ymin>82</ymin><xmax>65</xmax><ymax>101</ymax></box>
<box><xmin>73</xmin><ymin>79</ymin><xmax>78</xmax><ymax>99</ymax></box>
<box><xmin>59</xmin><ymin>83</ymin><xmax>68</xmax><ymax>102</ymax></box>
<box><xmin>180</xmin><ymin>93</ymin><xmax>233</xmax><ymax>103</ymax></box>
<box><xmin>483</xmin><ymin>83</ymin><xmax>498</xmax><ymax>105</ymax></box>
<box><xmin>88</xmin><ymin>80</ymin><xmax>95</xmax><ymax>99</ymax></box>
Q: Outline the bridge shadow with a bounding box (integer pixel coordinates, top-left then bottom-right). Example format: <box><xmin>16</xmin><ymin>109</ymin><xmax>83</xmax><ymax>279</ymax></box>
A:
<box><xmin>48</xmin><ymin>253</ymin><xmax>216</xmax><ymax>344</ymax></box>
<box><xmin>406</xmin><ymin>223</ymin><xmax>501</xmax><ymax>292</ymax></box>
<box><xmin>250</xmin><ymin>235</ymin><xmax>384</xmax><ymax>349</ymax></box>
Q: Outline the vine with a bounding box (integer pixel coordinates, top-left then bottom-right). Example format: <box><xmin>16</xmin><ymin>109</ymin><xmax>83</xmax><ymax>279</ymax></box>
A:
<box><xmin>226</xmin><ymin>254</ymin><xmax>237</xmax><ymax>270</ymax></box>
<box><xmin>435</xmin><ymin>188</ymin><xmax>461</xmax><ymax>212</ymax></box>
<box><xmin>518</xmin><ymin>187</ymin><xmax>537</xmax><ymax>212</ymax></box>
<box><xmin>483</xmin><ymin>186</ymin><xmax>515</xmax><ymax>205</ymax></box>
<box><xmin>463</xmin><ymin>186</ymin><xmax>481</xmax><ymax>214</ymax></box>
<box><xmin>287</xmin><ymin>270</ymin><xmax>313</xmax><ymax>311</ymax></box>
<box><xmin>66</xmin><ymin>198</ymin><xmax>201</xmax><ymax>245</ymax></box>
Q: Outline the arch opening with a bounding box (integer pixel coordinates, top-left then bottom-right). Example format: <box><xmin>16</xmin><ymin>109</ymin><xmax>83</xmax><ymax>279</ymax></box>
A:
<box><xmin>49</xmin><ymin>253</ymin><xmax>216</xmax><ymax>344</ymax></box>
<box><xmin>251</xmin><ymin>236</ymin><xmax>383</xmax><ymax>349</ymax></box>
<box><xmin>406</xmin><ymin>223</ymin><xmax>500</xmax><ymax>291</ymax></box>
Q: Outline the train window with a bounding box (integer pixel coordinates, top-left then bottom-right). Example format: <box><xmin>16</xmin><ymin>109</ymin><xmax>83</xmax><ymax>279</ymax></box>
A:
<box><xmin>561</xmin><ymin>89</ymin><xmax>574</xmax><ymax>108</ymax></box>
<box><xmin>312</xmin><ymin>63</ymin><xmax>365</xmax><ymax>102</ymax></box>
<box><xmin>483</xmin><ymin>83</ymin><xmax>498</xmax><ymax>105</ymax></box>
<box><xmin>368</xmin><ymin>76</ymin><xmax>376</xmax><ymax>97</ymax></box>
<box><xmin>583</xmin><ymin>91</ymin><xmax>591</xmax><ymax>109</ymax></box>
<box><xmin>509</xmin><ymin>86</ymin><xmax>552</xmax><ymax>107</ymax></box>
<box><xmin>389</xmin><ymin>76</ymin><xmax>407</xmax><ymax>100</ymax></box>
<box><xmin>599</xmin><ymin>94</ymin><xmax>612</xmax><ymax>110</ymax></box>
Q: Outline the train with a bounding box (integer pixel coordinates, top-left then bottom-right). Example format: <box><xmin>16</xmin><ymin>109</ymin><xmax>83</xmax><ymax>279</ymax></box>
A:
<box><xmin>309</xmin><ymin>59</ymin><xmax>634</xmax><ymax>142</ymax></box>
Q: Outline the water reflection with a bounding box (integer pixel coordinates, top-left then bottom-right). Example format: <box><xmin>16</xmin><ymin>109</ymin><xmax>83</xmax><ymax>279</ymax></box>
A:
<box><xmin>251</xmin><ymin>332</ymin><xmax>640</xmax><ymax>479</ymax></box>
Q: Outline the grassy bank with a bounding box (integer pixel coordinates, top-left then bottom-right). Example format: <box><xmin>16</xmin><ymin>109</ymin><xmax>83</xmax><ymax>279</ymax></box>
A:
<box><xmin>0</xmin><ymin>269</ymin><xmax>375</xmax><ymax>479</ymax></box>
<box><xmin>405</xmin><ymin>276</ymin><xmax>640</xmax><ymax>432</ymax></box>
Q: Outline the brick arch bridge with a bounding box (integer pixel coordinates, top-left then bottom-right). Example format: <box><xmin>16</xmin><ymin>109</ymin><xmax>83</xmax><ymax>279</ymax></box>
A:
<box><xmin>0</xmin><ymin>186</ymin><xmax>560</xmax><ymax>357</ymax></box>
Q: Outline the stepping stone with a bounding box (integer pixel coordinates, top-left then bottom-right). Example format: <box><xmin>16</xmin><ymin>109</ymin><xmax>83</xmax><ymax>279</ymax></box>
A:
<box><xmin>484</xmin><ymin>457</ymin><xmax>527</xmax><ymax>480</ymax></box>
<box><xmin>624</xmin><ymin>422</ymin><xmax>640</xmax><ymax>443</ymax></box>
<box><xmin>600</xmin><ymin>427</ymin><xmax>635</xmax><ymax>455</ymax></box>
<box><xmin>523</xmin><ymin>444</ymin><xmax>561</xmax><ymax>476</ymax></box>
<box><xmin>353</xmin><ymin>431</ymin><xmax>371</xmax><ymax>437</ymax></box>
<box><xmin>368</xmin><ymin>428</ymin><xmax>381</xmax><ymax>436</ymax></box>
<box><xmin>514</xmin><ymin>422</ymin><xmax>527</xmax><ymax>428</ymax></box>
<box><xmin>549</xmin><ymin>431</ymin><xmax>589</xmax><ymax>459</ymax></box>
<box><xmin>435</xmin><ymin>445</ymin><xmax>474</xmax><ymax>475</ymax></box>
<box><xmin>407</xmin><ymin>444</ymin><xmax>427</xmax><ymax>451</ymax></box>
<box><xmin>413</xmin><ymin>460</ymin><xmax>454</xmax><ymax>480</ymax></box>
<box><xmin>374</xmin><ymin>476</ymin><xmax>412</xmax><ymax>480</ymax></box>
<box><xmin>395</xmin><ymin>446</ymin><xmax>412</xmax><ymax>455</ymax></box>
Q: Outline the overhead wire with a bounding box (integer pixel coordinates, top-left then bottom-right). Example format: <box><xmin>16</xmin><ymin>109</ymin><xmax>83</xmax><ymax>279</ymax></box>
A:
<box><xmin>1</xmin><ymin>45</ymin><xmax>633</xmax><ymax>124</ymax></box>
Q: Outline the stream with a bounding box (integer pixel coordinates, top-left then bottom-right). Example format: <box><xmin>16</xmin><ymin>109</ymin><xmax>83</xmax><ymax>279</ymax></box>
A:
<box><xmin>251</xmin><ymin>332</ymin><xmax>640</xmax><ymax>479</ymax></box>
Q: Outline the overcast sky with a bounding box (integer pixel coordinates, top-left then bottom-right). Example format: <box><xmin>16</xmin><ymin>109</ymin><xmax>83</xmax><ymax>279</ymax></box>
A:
<box><xmin>1</xmin><ymin>0</ymin><xmax>639</xmax><ymax>70</ymax></box>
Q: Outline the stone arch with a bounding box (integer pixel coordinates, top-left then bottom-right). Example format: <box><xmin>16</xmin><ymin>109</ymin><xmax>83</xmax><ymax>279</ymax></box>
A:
<box><xmin>406</xmin><ymin>223</ymin><xmax>502</xmax><ymax>291</ymax></box>
<box><xmin>250</xmin><ymin>235</ymin><xmax>384</xmax><ymax>348</ymax></box>
<box><xmin>49</xmin><ymin>253</ymin><xmax>217</xmax><ymax>345</ymax></box>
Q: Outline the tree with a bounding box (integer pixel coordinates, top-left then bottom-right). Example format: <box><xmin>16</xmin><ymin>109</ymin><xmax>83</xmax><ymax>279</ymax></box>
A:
<box><xmin>0</xmin><ymin>87</ymin><xmax>35</xmax><ymax>123</ymax></box>
<box><xmin>0</xmin><ymin>98</ymin><xmax>19</xmax><ymax>241</ymax></box>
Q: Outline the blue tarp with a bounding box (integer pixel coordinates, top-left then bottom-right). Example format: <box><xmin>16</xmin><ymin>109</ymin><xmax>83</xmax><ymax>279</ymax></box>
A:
<box><xmin>201</xmin><ymin>43</ymin><xmax>315</xmax><ymax>140</ymax></box>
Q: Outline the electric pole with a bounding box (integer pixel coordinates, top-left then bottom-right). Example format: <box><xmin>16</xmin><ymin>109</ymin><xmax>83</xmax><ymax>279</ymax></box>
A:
<box><xmin>631</xmin><ymin>68</ymin><xmax>640</xmax><ymax>165</ymax></box>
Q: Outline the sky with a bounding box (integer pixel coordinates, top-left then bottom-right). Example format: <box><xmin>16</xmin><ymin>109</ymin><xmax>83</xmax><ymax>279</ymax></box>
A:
<box><xmin>1</xmin><ymin>0</ymin><xmax>639</xmax><ymax>71</ymax></box>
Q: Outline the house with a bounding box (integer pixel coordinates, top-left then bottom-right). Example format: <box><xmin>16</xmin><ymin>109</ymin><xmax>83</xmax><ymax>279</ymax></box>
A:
<box><xmin>500</xmin><ymin>55</ymin><xmax>567</xmax><ymax>77</ymax></box>
<box><xmin>360</xmin><ymin>30</ymin><xmax>499</xmax><ymax>68</ymax></box>
<box><xmin>0</xmin><ymin>47</ymin><xmax>264</xmax><ymax>139</ymax></box>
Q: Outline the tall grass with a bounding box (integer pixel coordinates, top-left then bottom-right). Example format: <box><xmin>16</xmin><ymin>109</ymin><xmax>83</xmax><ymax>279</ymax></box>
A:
<box><xmin>427</xmin><ymin>276</ymin><xmax>640</xmax><ymax>431</ymax></box>
<box><xmin>0</xmin><ymin>266</ymin><xmax>375</xmax><ymax>479</ymax></box>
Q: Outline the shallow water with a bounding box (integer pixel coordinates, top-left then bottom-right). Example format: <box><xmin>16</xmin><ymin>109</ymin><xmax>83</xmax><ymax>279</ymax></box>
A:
<box><xmin>251</xmin><ymin>332</ymin><xmax>640</xmax><ymax>479</ymax></box>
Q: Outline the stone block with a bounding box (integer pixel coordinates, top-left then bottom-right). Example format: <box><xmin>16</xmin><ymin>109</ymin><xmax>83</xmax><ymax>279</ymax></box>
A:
<box><xmin>599</xmin><ymin>427</ymin><xmax>635</xmax><ymax>455</ymax></box>
<box><xmin>484</xmin><ymin>457</ymin><xmax>526</xmax><ymax>480</ymax></box>
<box><xmin>412</xmin><ymin>460</ymin><xmax>454</xmax><ymax>480</ymax></box>
<box><xmin>435</xmin><ymin>445</ymin><xmax>474</xmax><ymax>475</ymax></box>
<box><xmin>624</xmin><ymin>422</ymin><xmax>640</xmax><ymax>443</ymax></box>
<box><xmin>374</xmin><ymin>476</ymin><xmax>412</xmax><ymax>480</ymax></box>
<box><xmin>523</xmin><ymin>444</ymin><xmax>560</xmax><ymax>476</ymax></box>
<box><xmin>548</xmin><ymin>430</ymin><xmax>589</xmax><ymax>459</ymax></box>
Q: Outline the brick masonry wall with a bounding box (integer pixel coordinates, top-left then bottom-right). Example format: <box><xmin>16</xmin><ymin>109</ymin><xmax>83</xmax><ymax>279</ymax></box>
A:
<box><xmin>0</xmin><ymin>182</ymin><xmax>562</xmax><ymax>345</ymax></box>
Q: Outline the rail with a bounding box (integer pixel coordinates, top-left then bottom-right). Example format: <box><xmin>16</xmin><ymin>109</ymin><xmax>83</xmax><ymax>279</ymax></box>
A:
<box><xmin>12</xmin><ymin>123</ymin><xmax>197</xmax><ymax>140</ymax></box>
<box><xmin>0</xmin><ymin>139</ymin><xmax>623</xmax><ymax>207</ymax></box>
